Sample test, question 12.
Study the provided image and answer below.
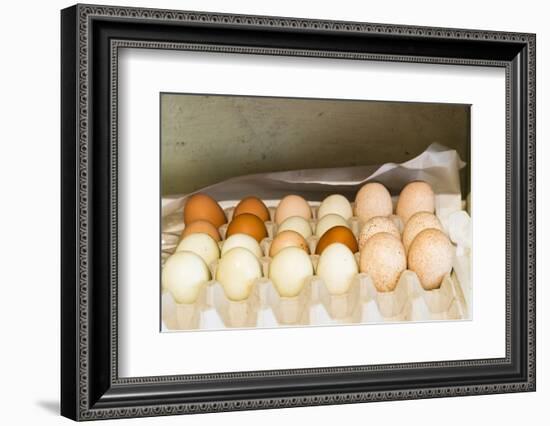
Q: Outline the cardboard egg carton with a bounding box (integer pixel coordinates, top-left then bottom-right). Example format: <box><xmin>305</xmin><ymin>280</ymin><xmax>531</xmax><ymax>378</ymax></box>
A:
<box><xmin>161</xmin><ymin>194</ymin><xmax>471</xmax><ymax>331</ymax></box>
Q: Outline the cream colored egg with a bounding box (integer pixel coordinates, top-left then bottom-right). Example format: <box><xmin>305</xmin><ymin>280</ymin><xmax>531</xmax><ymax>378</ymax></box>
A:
<box><xmin>358</xmin><ymin>216</ymin><xmax>400</xmax><ymax>249</ymax></box>
<box><xmin>216</xmin><ymin>247</ymin><xmax>262</xmax><ymax>301</ymax></box>
<box><xmin>396</xmin><ymin>181</ymin><xmax>435</xmax><ymax>225</ymax></box>
<box><xmin>316</xmin><ymin>243</ymin><xmax>358</xmax><ymax>295</ymax></box>
<box><xmin>269</xmin><ymin>246</ymin><xmax>313</xmax><ymax>297</ymax></box>
<box><xmin>354</xmin><ymin>182</ymin><xmax>393</xmax><ymax>224</ymax></box>
<box><xmin>277</xmin><ymin>215</ymin><xmax>313</xmax><ymax>239</ymax></box>
<box><xmin>175</xmin><ymin>233</ymin><xmax>220</xmax><ymax>266</ymax></box>
<box><xmin>221</xmin><ymin>233</ymin><xmax>263</xmax><ymax>258</ymax></box>
<box><xmin>402</xmin><ymin>211</ymin><xmax>443</xmax><ymax>252</ymax></box>
<box><xmin>162</xmin><ymin>251</ymin><xmax>211</xmax><ymax>304</ymax></box>
<box><xmin>359</xmin><ymin>232</ymin><xmax>406</xmax><ymax>292</ymax></box>
<box><xmin>318</xmin><ymin>194</ymin><xmax>353</xmax><ymax>220</ymax></box>
<box><xmin>315</xmin><ymin>213</ymin><xmax>349</xmax><ymax>238</ymax></box>
<box><xmin>408</xmin><ymin>228</ymin><xmax>454</xmax><ymax>290</ymax></box>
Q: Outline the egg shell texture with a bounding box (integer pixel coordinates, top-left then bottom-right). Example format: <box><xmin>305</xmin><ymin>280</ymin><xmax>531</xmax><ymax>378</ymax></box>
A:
<box><xmin>402</xmin><ymin>211</ymin><xmax>443</xmax><ymax>252</ymax></box>
<box><xmin>407</xmin><ymin>228</ymin><xmax>454</xmax><ymax>290</ymax></box>
<box><xmin>396</xmin><ymin>181</ymin><xmax>435</xmax><ymax>225</ymax></box>
<box><xmin>358</xmin><ymin>216</ymin><xmax>400</xmax><ymax>249</ymax></box>
<box><xmin>354</xmin><ymin>182</ymin><xmax>393</xmax><ymax>224</ymax></box>
<box><xmin>359</xmin><ymin>232</ymin><xmax>406</xmax><ymax>292</ymax></box>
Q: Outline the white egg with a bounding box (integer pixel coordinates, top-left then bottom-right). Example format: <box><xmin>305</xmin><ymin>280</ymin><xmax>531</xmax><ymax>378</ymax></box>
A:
<box><xmin>269</xmin><ymin>246</ymin><xmax>313</xmax><ymax>297</ymax></box>
<box><xmin>221</xmin><ymin>233</ymin><xmax>263</xmax><ymax>258</ymax></box>
<box><xmin>318</xmin><ymin>194</ymin><xmax>353</xmax><ymax>220</ymax></box>
<box><xmin>277</xmin><ymin>215</ymin><xmax>313</xmax><ymax>239</ymax></box>
<box><xmin>162</xmin><ymin>251</ymin><xmax>211</xmax><ymax>303</ymax></box>
<box><xmin>216</xmin><ymin>247</ymin><xmax>262</xmax><ymax>301</ymax></box>
<box><xmin>315</xmin><ymin>213</ymin><xmax>349</xmax><ymax>238</ymax></box>
<box><xmin>316</xmin><ymin>243</ymin><xmax>358</xmax><ymax>295</ymax></box>
<box><xmin>176</xmin><ymin>233</ymin><xmax>220</xmax><ymax>266</ymax></box>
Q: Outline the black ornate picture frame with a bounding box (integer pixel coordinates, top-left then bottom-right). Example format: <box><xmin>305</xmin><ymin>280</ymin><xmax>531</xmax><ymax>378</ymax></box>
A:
<box><xmin>61</xmin><ymin>4</ymin><xmax>536</xmax><ymax>421</ymax></box>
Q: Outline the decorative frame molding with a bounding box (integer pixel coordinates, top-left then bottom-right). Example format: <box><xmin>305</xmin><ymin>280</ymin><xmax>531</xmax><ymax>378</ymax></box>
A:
<box><xmin>61</xmin><ymin>4</ymin><xmax>536</xmax><ymax>421</ymax></box>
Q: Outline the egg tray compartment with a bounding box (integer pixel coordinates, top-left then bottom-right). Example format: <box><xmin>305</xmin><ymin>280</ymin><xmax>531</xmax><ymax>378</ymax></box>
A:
<box><xmin>161</xmin><ymin>196</ymin><xmax>471</xmax><ymax>330</ymax></box>
<box><xmin>161</xmin><ymin>251</ymin><xmax>469</xmax><ymax>331</ymax></box>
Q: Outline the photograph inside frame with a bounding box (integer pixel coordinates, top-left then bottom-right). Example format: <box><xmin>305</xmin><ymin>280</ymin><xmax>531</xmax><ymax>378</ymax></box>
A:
<box><xmin>160</xmin><ymin>93</ymin><xmax>472</xmax><ymax>331</ymax></box>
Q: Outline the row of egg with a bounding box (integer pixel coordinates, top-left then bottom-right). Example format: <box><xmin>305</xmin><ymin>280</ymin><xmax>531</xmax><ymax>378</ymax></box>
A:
<box><xmin>162</xmin><ymin>181</ymin><xmax>454</xmax><ymax>305</ymax></box>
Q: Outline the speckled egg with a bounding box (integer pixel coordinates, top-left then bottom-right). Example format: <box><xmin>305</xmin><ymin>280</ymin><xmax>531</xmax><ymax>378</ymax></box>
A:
<box><xmin>396</xmin><ymin>181</ymin><xmax>435</xmax><ymax>225</ymax></box>
<box><xmin>358</xmin><ymin>216</ymin><xmax>400</xmax><ymax>250</ymax></box>
<box><xmin>359</xmin><ymin>232</ymin><xmax>406</xmax><ymax>292</ymax></box>
<box><xmin>402</xmin><ymin>211</ymin><xmax>443</xmax><ymax>253</ymax></box>
<box><xmin>408</xmin><ymin>228</ymin><xmax>454</xmax><ymax>290</ymax></box>
<box><xmin>354</xmin><ymin>182</ymin><xmax>393</xmax><ymax>224</ymax></box>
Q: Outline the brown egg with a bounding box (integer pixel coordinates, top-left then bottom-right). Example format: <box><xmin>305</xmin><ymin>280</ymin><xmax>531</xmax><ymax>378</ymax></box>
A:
<box><xmin>274</xmin><ymin>195</ymin><xmax>312</xmax><ymax>225</ymax></box>
<box><xmin>269</xmin><ymin>230</ymin><xmax>310</xmax><ymax>257</ymax></box>
<box><xmin>180</xmin><ymin>220</ymin><xmax>222</xmax><ymax>242</ymax></box>
<box><xmin>396</xmin><ymin>181</ymin><xmax>435</xmax><ymax>225</ymax></box>
<box><xmin>183</xmin><ymin>193</ymin><xmax>227</xmax><ymax>228</ymax></box>
<box><xmin>315</xmin><ymin>225</ymin><xmax>358</xmax><ymax>255</ymax></box>
<box><xmin>226</xmin><ymin>213</ymin><xmax>268</xmax><ymax>243</ymax></box>
<box><xmin>233</xmin><ymin>196</ymin><xmax>270</xmax><ymax>222</ymax></box>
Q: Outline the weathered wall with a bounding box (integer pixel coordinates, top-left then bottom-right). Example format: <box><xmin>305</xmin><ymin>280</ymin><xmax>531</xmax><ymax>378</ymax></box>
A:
<box><xmin>161</xmin><ymin>93</ymin><xmax>470</xmax><ymax>196</ymax></box>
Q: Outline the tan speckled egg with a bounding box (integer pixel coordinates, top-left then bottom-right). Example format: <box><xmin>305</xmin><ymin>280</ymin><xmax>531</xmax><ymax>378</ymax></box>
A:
<box><xmin>402</xmin><ymin>212</ymin><xmax>443</xmax><ymax>253</ymax></box>
<box><xmin>408</xmin><ymin>228</ymin><xmax>454</xmax><ymax>290</ymax></box>
<box><xmin>358</xmin><ymin>216</ymin><xmax>400</xmax><ymax>249</ymax></box>
<box><xmin>354</xmin><ymin>182</ymin><xmax>393</xmax><ymax>224</ymax></box>
<box><xmin>274</xmin><ymin>195</ymin><xmax>312</xmax><ymax>225</ymax></box>
<box><xmin>359</xmin><ymin>232</ymin><xmax>406</xmax><ymax>292</ymax></box>
<box><xmin>396</xmin><ymin>181</ymin><xmax>435</xmax><ymax>225</ymax></box>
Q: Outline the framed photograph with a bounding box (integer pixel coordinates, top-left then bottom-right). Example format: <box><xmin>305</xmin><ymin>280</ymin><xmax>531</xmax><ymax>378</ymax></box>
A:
<box><xmin>61</xmin><ymin>4</ymin><xmax>536</xmax><ymax>421</ymax></box>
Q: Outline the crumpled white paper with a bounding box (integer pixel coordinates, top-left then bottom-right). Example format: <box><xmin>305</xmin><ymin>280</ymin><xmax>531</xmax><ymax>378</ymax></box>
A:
<box><xmin>162</xmin><ymin>143</ymin><xmax>466</xmax><ymax>217</ymax></box>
